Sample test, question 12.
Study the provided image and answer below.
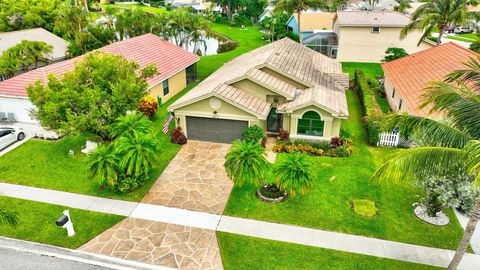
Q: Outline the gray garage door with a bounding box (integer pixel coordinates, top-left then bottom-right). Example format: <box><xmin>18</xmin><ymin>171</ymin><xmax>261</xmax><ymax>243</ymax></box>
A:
<box><xmin>186</xmin><ymin>116</ymin><xmax>248</xmax><ymax>143</ymax></box>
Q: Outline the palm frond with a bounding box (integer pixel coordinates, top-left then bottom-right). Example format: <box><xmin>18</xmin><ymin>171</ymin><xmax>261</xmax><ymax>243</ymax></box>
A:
<box><xmin>464</xmin><ymin>140</ymin><xmax>480</xmax><ymax>187</ymax></box>
<box><xmin>372</xmin><ymin>147</ymin><xmax>464</xmax><ymax>183</ymax></box>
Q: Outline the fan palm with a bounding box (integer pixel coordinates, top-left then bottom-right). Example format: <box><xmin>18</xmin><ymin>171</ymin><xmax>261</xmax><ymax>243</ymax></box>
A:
<box><xmin>224</xmin><ymin>140</ymin><xmax>270</xmax><ymax>187</ymax></box>
<box><xmin>0</xmin><ymin>208</ymin><xmax>18</xmax><ymax>226</ymax></box>
<box><xmin>373</xmin><ymin>58</ymin><xmax>480</xmax><ymax>270</ymax></box>
<box><xmin>400</xmin><ymin>0</ymin><xmax>480</xmax><ymax>46</ymax></box>
<box><xmin>273</xmin><ymin>0</ymin><xmax>327</xmax><ymax>45</ymax></box>
<box><xmin>274</xmin><ymin>152</ymin><xmax>315</xmax><ymax>196</ymax></box>
<box><xmin>116</xmin><ymin>133</ymin><xmax>160</xmax><ymax>177</ymax></box>
<box><xmin>87</xmin><ymin>144</ymin><xmax>119</xmax><ymax>187</ymax></box>
<box><xmin>110</xmin><ymin>112</ymin><xmax>153</xmax><ymax>139</ymax></box>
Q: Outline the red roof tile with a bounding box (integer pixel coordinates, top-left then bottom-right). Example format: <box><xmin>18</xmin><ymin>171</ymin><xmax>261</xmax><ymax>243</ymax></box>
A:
<box><xmin>382</xmin><ymin>42</ymin><xmax>477</xmax><ymax>117</ymax></box>
<box><xmin>0</xmin><ymin>33</ymin><xmax>199</xmax><ymax>97</ymax></box>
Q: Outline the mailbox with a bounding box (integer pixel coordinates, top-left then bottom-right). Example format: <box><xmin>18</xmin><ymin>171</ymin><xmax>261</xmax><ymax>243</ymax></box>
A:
<box><xmin>56</xmin><ymin>215</ymin><xmax>69</xmax><ymax>227</ymax></box>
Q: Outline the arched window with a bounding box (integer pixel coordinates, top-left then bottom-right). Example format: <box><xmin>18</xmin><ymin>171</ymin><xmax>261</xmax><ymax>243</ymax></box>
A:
<box><xmin>297</xmin><ymin>111</ymin><xmax>324</xmax><ymax>136</ymax></box>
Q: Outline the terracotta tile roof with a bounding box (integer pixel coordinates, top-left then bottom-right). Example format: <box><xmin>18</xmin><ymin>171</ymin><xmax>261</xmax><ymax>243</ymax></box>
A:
<box><xmin>169</xmin><ymin>38</ymin><xmax>349</xmax><ymax>118</ymax></box>
<box><xmin>0</xmin><ymin>33</ymin><xmax>199</xmax><ymax>97</ymax></box>
<box><xmin>336</xmin><ymin>11</ymin><xmax>411</xmax><ymax>27</ymax></box>
<box><xmin>382</xmin><ymin>42</ymin><xmax>477</xmax><ymax>117</ymax></box>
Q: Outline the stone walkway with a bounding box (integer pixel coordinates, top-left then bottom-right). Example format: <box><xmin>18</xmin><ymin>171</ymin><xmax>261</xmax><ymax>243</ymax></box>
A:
<box><xmin>142</xmin><ymin>141</ymin><xmax>233</xmax><ymax>215</ymax></box>
<box><xmin>80</xmin><ymin>218</ymin><xmax>222</xmax><ymax>269</ymax></box>
<box><xmin>264</xmin><ymin>137</ymin><xmax>277</xmax><ymax>163</ymax></box>
<box><xmin>2</xmin><ymin>182</ymin><xmax>480</xmax><ymax>269</ymax></box>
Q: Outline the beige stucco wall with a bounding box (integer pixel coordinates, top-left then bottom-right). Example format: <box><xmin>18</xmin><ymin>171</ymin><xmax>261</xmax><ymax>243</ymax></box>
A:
<box><xmin>335</xmin><ymin>25</ymin><xmax>432</xmax><ymax>63</ymax></box>
<box><xmin>286</xmin><ymin>105</ymin><xmax>341</xmax><ymax>141</ymax></box>
<box><xmin>384</xmin><ymin>76</ymin><xmax>411</xmax><ymax>114</ymax></box>
<box><xmin>149</xmin><ymin>69</ymin><xmax>187</xmax><ymax>103</ymax></box>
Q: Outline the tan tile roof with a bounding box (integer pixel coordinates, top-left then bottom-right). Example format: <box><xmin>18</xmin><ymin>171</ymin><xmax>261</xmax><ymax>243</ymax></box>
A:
<box><xmin>292</xmin><ymin>12</ymin><xmax>336</xmax><ymax>31</ymax></box>
<box><xmin>336</xmin><ymin>11</ymin><xmax>411</xmax><ymax>27</ymax></box>
<box><xmin>244</xmin><ymin>68</ymin><xmax>297</xmax><ymax>100</ymax></box>
<box><xmin>169</xmin><ymin>38</ymin><xmax>349</xmax><ymax>118</ymax></box>
<box><xmin>382</xmin><ymin>42</ymin><xmax>477</xmax><ymax>117</ymax></box>
<box><xmin>214</xmin><ymin>84</ymin><xmax>271</xmax><ymax>118</ymax></box>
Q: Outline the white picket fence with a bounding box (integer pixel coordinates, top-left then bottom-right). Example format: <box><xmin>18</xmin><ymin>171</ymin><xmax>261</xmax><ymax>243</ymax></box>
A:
<box><xmin>378</xmin><ymin>132</ymin><xmax>400</xmax><ymax>147</ymax></box>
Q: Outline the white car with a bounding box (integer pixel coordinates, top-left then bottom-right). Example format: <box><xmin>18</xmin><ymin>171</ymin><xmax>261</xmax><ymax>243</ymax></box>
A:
<box><xmin>0</xmin><ymin>127</ymin><xmax>25</xmax><ymax>150</ymax></box>
<box><xmin>454</xmin><ymin>27</ymin><xmax>473</xmax><ymax>34</ymax></box>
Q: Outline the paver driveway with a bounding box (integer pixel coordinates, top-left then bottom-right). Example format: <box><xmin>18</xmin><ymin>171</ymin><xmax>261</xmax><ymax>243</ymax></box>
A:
<box><xmin>142</xmin><ymin>141</ymin><xmax>233</xmax><ymax>215</ymax></box>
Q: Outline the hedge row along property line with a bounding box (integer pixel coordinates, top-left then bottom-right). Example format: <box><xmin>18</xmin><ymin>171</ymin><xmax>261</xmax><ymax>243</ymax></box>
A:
<box><xmin>354</xmin><ymin>70</ymin><xmax>383</xmax><ymax>145</ymax></box>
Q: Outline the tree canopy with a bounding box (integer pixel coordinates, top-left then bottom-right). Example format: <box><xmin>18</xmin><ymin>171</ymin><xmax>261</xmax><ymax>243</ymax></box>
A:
<box><xmin>0</xmin><ymin>40</ymin><xmax>53</xmax><ymax>76</ymax></box>
<box><xmin>0</xmin><ymin>0</ymin><xmax>61</xmax><ymax>32</ymax></box>
<box><xmin>27</xmin><ymin>52</ymin><xmax>157</xmax><ymax>139</ymax></box>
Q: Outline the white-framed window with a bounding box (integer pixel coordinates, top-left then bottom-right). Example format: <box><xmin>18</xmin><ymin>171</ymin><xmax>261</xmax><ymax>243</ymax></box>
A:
<box><xmin>297</xmin><ymin>111</ymin><xmax>324</xmax><ymax>137</ymax></box>
<box><xmin>372</xmin><ymin>27</ymin><xmax>380</xmax><ymax>33</ymax></box>
<box><xmin>162</xmin><ymin>80</ymin><xmax>169</xmax><ymax>96</ymax></box>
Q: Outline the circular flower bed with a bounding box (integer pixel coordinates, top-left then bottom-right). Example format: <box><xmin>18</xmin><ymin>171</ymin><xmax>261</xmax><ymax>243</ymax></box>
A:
<box><xmin>413</xmin><ymin>205</ymin><xmax>450</xmax><ymax>226</ymax></box>
<box><xmin>257</xmin><ymin>184</ymin><xmax>287</xmax><ymax>203</ymax></box>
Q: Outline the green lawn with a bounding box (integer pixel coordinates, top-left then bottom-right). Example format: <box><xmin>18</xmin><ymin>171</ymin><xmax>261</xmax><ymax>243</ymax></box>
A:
<box><xmin>223</xmin><ymin>90</ymin><xmax>465</xmax><ymax>250</ymax></box>
<box><xmin>342</xmin><ymin>62</ymin><xmax>390</xmax><ymax>113</ymax></box>
<box><xmin>0</xmin><ymin>196</ymin><xmax>123</xmax><ymax>249</ymax></box>
<box><xmin>446</xmin><ymin>33</ymin><xmax>479</xmax><ymax>43</ymax></box>
<box><xmin>0</xmin><ymin>23</ymin><xmax>266</xmax><ymax>201</ymax></box>
<box><xmin>217</xmin><ymin>232</ymin><xmax>442</xmax><ymax>270</ymax></box>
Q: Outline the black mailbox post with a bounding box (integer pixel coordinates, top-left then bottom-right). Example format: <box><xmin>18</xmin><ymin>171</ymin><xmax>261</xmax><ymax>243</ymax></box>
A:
<box><xmin>56</xmin><ymin>215</ymin><xmax>68</xmax><ymax>227</ymax></box>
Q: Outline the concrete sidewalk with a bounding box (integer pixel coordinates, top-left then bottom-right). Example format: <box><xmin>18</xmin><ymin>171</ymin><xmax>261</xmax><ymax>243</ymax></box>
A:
<box><xmin>1</xmin><ymin>182</ymin><xmax>480</xmax><ymax>269</ymax></box>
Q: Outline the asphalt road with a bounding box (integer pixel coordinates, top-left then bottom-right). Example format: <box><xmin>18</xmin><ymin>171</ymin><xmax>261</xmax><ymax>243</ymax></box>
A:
<box><xmin>0</xmin><ymin>246</ymin><xmax>114</xmax><ymax>270</ymax></box>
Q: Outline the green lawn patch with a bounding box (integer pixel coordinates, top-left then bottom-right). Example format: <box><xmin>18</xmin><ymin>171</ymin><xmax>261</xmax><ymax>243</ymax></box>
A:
<box><xmin>352</xmin><ymin>199</ymin><xmax>378</xmax><ymax>217</ymax></box>
<box><xmin>217</xmin><ymin>232</ymin><xmax>442</xmax><ymax>270</ymax></box>
<box><xmin>446</xmin><ymin>33</ymin><xmax>479</xmax><ymax>43</ymax></box>
<box><xmin>0</xmin><ymin>196</ymin><xmax>123</xmax><ymax>249</ymax></box>
<box><xmin>223</xmin><ymin>90</ymin><xmax>465</xmax><ymax>250</ymax></box>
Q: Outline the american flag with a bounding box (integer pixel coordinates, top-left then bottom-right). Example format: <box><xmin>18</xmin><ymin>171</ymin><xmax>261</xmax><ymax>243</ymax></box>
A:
<box><xmin>162</xmin><ymin>113</ymin><xmax>174</xmax><ymax>134</ymax></box>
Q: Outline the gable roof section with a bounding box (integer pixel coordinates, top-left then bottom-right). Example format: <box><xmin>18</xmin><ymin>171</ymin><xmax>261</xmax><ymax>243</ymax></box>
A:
<box><xmin>336</xmin><ymin>11</ymin><xmax>411</xmax><ymax>27</ymax></box>
<box><xmin>382</xmin><ymin>42</ymin><xmax>477</xmax><ymax>117</ymax></box>
<box><xmin>169</xmin><ymin>38</ymin><xmax>349</xmax><ymax>118</ymax></box>
<box><xmin>289</xmin><ymin>12</ymin><xmax>336</xmax><ymax>31</ymax></box>
<box><xmin>0</xmin><ymin>33</ymin><xmax>200</xmax><ymax>97</ymax></box>
<box><xmin>214</xmin><ymin>84</ymin><xmax>271</xmax><ymax>119</ymax></box>
<box><xmin>0</xmin><ymin>28</ymin><xmax>69</xmax><ymax>61</ymax></box>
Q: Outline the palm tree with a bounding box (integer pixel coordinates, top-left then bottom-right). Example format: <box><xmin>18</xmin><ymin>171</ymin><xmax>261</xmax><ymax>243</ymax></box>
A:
<box><xmin>274</xmin><ymin>152</ymin><xmax>315</xmax><ymax>196</ymax></box>
<box><xmin>87</xmin><ymin>144</ymin><xmax>119</xmax><ymax>187</ymax></box>
<box><xmin>373</xmin><ymin>57</ymin><xmax>480</xmax><ymax>270</ymax></box>
<box><xmin>366</xmin><ymin>0</ymin><xmax>379</xmax><ymax>11</ymax></box>
<box><xmin>395</xmin><ymin>0</ymin><xmax>412</xmax><ymax>14</ymax></box>
<box><xmin>273</xmin><ymin>0</ymin><xmax>327</xmax><ymax>45</ymax></box>
<box><xmin>116</xmin><ymin>133</ymin><xmax>160</xmax><ymax>177</ymax></box>
<box><xmin>110</xmin><ymin>112</ymin><xmax>153</xmax><ymax>139</ymax></box>
<box><xmin>24</xmin><ymin>41</ymin><xmax>53</xmax><ymax>68</ymax></box>
<box><xmin>0</xmin><ymin>208</ymin><xmax>18</xmax><ymax>226</ymax></box>
<box><xmin>400</xmin><ymin>0</ymin><xmax>480</xmax><ymax>46</ymax></box>
<box><xmin>224</xmin><ymin>140</ymin><xmax>270</xmax><ymax>187</ymax></box>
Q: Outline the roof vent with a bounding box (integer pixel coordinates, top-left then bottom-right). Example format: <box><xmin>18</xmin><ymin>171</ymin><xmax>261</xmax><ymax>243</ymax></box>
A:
<box><xmin>295</xmin><ymin>89</ymin><xmax>302</xmax><ymax>97</ymax></box>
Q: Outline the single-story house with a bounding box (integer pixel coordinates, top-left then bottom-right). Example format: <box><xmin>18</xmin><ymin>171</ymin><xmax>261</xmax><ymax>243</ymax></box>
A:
<box><xmin>0</xmin><ymin>28</ymin><xmax>69</xmax><ymax>81</ymax></box>
<box><xmin>0</xmin><ymin>33</ymin><xmax>199</xmax><ymax>124</ymax></box>
<box><xmin>168</xmin><ymin>38</ymin><xmax>349</xmax><ymax>144</ymax></box>
<box><xmin>334</xmin><ymin>11</ymin><xmax>434</xmax><ymax>62</ymax></box>
<box><xmin>382</xmin><ymin>42</ymin><xmax>477</xmax><ymax>117</ymax></box>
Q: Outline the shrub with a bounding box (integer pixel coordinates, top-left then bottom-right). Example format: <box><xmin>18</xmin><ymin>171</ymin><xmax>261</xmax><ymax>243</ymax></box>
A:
<box><xmin>364</xmin><ymin>115</ymin><xmax>382</xmax><ymax>146</ymax></box>
<box><xmin>274</xmin><ymin>152</ymin><xmax>315</xmax><ymax>196</ymax></box>
<box><xmin>383</xmin><ymin>47</ymin><xmax>409</xmax><ymax>62</ymax></box>
<box><xmin>138</xmin><ymin>96</ymin><xmax>158</xmax><ymax>117</ymax></box>
<box><xmin>332</xmin><ymin>145</ymin><xmax>351</xmax><ymax>157</ymax></box>
<box><xmin>277</xmin><ymin>128</ymin><xmax>289</xmax><ymax>141</ymax></box>
<box><xmin>286</xmin><ymin>31</ymin><xmax>299</xmax><ymax>42</ymax></box>
<box><xmin>242</xmin><ymin>125</ymin><xmax>264</xmax><ymax>143</ymax></box>
<box><xmin>171</xmin><ymin>127</ymin><xmax>187</xmax><ymax>145</ymax></box>
<box><xmin>354</xmin><ymin>70</ymin><xmax>378</xmax><ymax>117</ymax></box>
<box><xmin>339</xmin><ymin>128</ymin><xmax>352</xmax><ymax>140</ymax></box>
<box><xmin>224</xmin><ymin>140</ymin><xmax>269</xmax><ymax>187</ymax></box>
<box><xmin>312</xmin><ymin>140</ymin><xmax>332</xmax><ymax>152</ymax></box>
<box><xmin>330</xmin><ymin>136</ymin><xmax>342</xmax><ymax>148</ymax></box>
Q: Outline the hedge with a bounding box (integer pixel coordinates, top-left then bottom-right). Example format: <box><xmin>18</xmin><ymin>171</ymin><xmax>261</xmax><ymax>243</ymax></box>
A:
<box><xmin>354</xmin><ymin>70</ymin><xmax>379</xmax><ymax>117</ymax></box>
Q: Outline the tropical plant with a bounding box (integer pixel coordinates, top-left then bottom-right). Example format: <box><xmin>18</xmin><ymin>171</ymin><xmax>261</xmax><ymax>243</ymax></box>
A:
<box><xmin>273</xmin><ymin>0</ymin><xmax>327</xmax><ymax>45</ymax></box>
<box><xmin>110</xmin><ymin>112</ymin><xmax>153</xmax><ymax>139</ymax></box>
<box><xmin>171</xmin><ymin>127</ymin><xmax>187</xmax><ymax>145</ymax></box>
<box><xmin>400</xmin><ymin>0</ymin><xmax>480</xmax><ymax>46</ymax></box>
<box><xmin>373</xmin><ymin>57</ymin><xmax>480</xmax><ymax>270</ymax></box>
<box><xmin>274</xmin><ymin>152</ymin><xmax>315</xmax><ymax>196</ymax></box>
<box><xmin>383</xmin><ymin>47</ymin><xmax>409</xmax><ymax>62</ymax></box>
<box><xmin>27</xmin><ymin>52</ymin><xmax>157</xmax><ymax>139</ymax></box>
<box><xmin>0</xmin><ymin>208</ymin><xmax>19</xmax><ymax>226</ymax></box>
<box><xmin>0</xmin><ymin>40</ymin><xmax>53</xmax><ymax>75</ymax></box>
<box><xmin>366</xmin><ymin>0</ymin><xmax>379</xmax><ymax>10</ymax></box>
<box><xmin>0</xmin><ymin>0</ymin><xmax>60</xmax><ymax>32</ymax></box>
<box><xmin>87</xmin><ymin>144</ymin><xmax>119</xmax><ymax>187</ymax></box>
<box><xmin>138</xmin><ymin>96</ymin><xmax>159</xmax><ymax>117</ymax></box>
<box><xmin>116</xmin><ymin>132</ymin><xmax>161</xmax><ymax>177</ymax></box>
<box><xmin>242</xmin><ymin>125</ymin><xmax>264</xmax><ymax>144</ymax></box>
<box><xmin>224</xmin><ymin>140</ymin><xmax>270</xmax><ymax>187</ymax></box>
<box><xmin>394</xmin><ymin>0</ymin><xmax>412</xmax><ymax>13</ymax></box>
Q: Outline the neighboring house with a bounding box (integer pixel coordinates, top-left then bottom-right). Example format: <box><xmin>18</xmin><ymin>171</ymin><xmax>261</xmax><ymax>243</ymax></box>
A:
<box><xmin>168</xmin><ymin>38</ymin><xmax>349</xmax><ymax>144</ymax></box>
<box><xmin>382</xmin><ymin>42</ymin><xmax>477</xmax><ymax>117</ymax></box>
<box><xmin>0</xmin><ymin>34</ymin><xmax>199</xmax><ymax>124</ymax></box>
<box><xmin>334</xmin><ymin>11</ymin><xmax>433</xmax><ymax>62</ymax></box>
<box><xmin>0</xmin><ymin>28</ymin><xmax>69</xmax><ymax>81</ymax></box>
<box><xmin>286</xmin><ymin>11</ymin><xmax>338</xmax><ymax>58</ymax></box>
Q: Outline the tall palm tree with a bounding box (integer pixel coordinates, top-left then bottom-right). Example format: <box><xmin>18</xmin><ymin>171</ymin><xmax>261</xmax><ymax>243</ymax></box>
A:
<box><xmin>373</xmin><ymin>58</ymin><xmax>480</xmax><ymax>270</ymax></box>
<box><xmin>0</xmin><ymin>208</ymin><xmax>18</xmax><ymax>226</ymax></box>
<box><xmin>87</xmin><ymin>144</ymin><xmax>119</xmax><ymax>187</ymax></box>
<box><xmin>116</xmin><ymin>133</ymin><xmax>160</xmax><ymax>177</ymax></box>
<box><xmin>110</xmin><ymin>112</ymin><xmax>153</xmax><ymax>139</ymax></box>
<box><xmin>366</xmin><ymin>0</ymin><xmax>379</xmax><ymax>11</ymax></box>
<box><xmin>273</xmin><ymin>0</ymin><xmax>327</xmax><ymax>44</ymax></box>
<box><xmin>274</xmin><ymin>152</ymin><xmax>315</xmax><ymax>196</ymax></box>
<box><xmin>224</xmin><ymin>140</ymin><xmax>270</xmax><ymax>187</ymax></box>
<box><xmin>401</xmin><ymin>0</ymin><xmax>480</xmax><ymax>46</ymax></box>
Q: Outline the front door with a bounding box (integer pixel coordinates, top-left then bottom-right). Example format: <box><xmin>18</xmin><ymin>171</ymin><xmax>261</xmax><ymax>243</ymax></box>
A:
<box><xmin>267</xmin><ymin>108</ymin><xmax>283</xmax><ymax>132</ymax></box>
